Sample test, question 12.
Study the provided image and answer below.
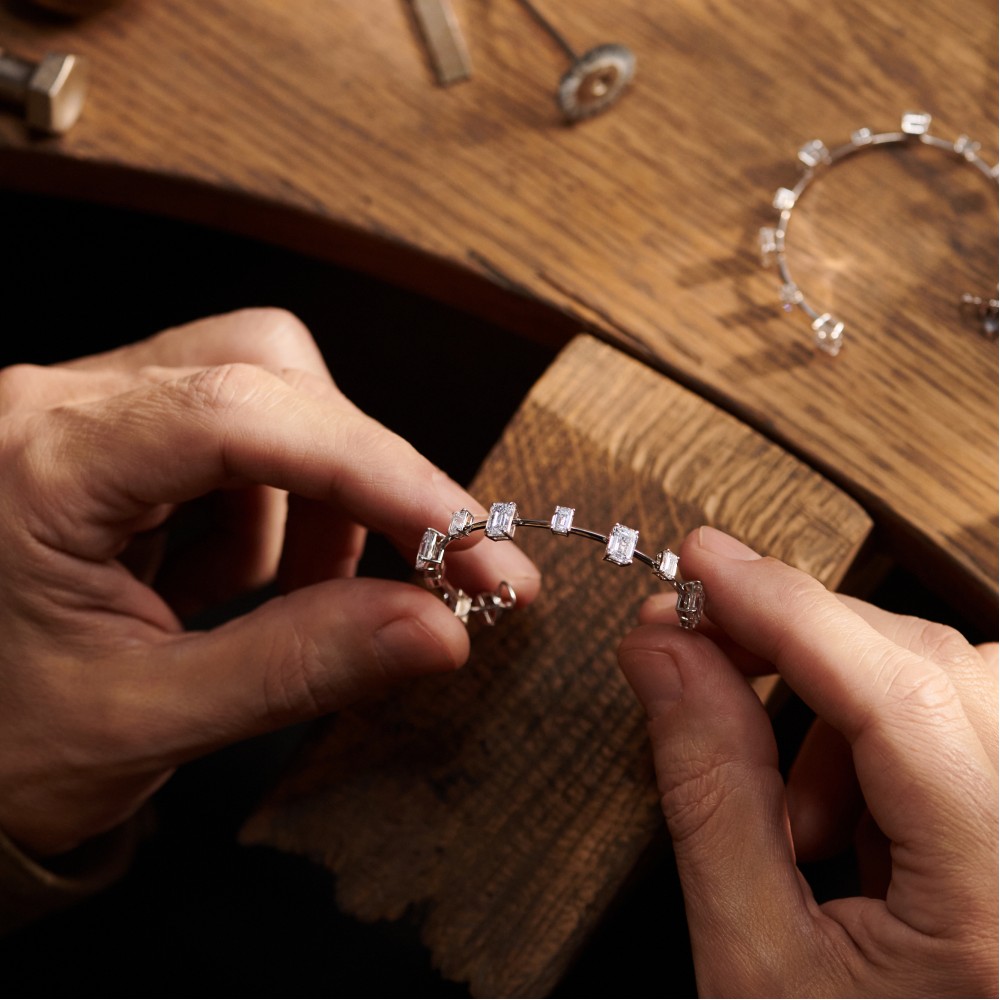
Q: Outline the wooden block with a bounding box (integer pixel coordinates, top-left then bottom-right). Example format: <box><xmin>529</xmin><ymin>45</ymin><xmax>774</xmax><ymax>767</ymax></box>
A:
<box><xmin>241</xmin><ymin>336</ymin><xmax>871</xmax><ymax>997</ymax></box>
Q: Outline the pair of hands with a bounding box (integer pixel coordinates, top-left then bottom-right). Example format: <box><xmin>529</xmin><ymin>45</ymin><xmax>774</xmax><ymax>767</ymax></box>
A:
<box><xmin>0</xmin><ymin>310</ymin><xmax>994</xmax><ymax>995</ymax></box>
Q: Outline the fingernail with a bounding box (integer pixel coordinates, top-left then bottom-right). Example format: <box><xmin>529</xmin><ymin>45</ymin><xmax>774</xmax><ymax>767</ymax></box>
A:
<box><xmin>637</xmin><ymin>593</ymin><xmax>677</xmax><ymax>625</ymax></box>
<box><xmin>697</xmin><ymin>525</ymin><xmax>761</xmax><ymax>561</ymax></box>
<box><xmin>374</xmin><ymin>616</ymin><xmax>463</xmax><ymax>678</ymax></box>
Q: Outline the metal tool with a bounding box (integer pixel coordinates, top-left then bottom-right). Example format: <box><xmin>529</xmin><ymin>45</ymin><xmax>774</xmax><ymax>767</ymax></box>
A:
<box><xmin>409</xmin><ymin>0</ymin><xmax>472</xmax><ymax>85</ymax></box>
<box><xmin>0</xmin><ymin>48</ymin><xmax>89</xmax><ymax>134</ymax></box>
<box><xmin>514</xmin><ymin>0</ymin><xmax>635</xmax><ymax>121</ymax></box>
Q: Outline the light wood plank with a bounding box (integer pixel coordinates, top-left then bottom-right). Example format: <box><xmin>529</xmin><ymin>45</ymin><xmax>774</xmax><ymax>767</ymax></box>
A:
<box><xmin>241</xmin><ymin>335</ymin><xmax>872</xmax><ymax>997</ymax></box>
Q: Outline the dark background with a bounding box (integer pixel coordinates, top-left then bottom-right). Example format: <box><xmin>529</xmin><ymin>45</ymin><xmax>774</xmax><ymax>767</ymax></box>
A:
<box><xmin>0</xmin><ymin>190</ymin><xmax>985</xmax><ymax>996</ymax></box>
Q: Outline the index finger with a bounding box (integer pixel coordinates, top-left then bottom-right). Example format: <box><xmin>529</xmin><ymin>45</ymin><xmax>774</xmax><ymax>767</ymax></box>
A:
<box><xmin>60</xmin><ymin>308</ymin><xmax>333</xmax><ymax>383</ymax></box>
<box><xmin>25</xmin><ymin>363</ymin><xmax>541</xmax><ymax>604</ymax></box>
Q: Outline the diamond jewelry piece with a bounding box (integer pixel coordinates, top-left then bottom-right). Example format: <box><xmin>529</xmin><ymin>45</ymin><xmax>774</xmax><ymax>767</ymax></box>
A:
<box><xmin>780</xmin><ymin>282</ymin><xmax>803</xmax><ymax>310</ymax></box>
<box><xmin>550</xmin><ymin>505</ymin><xmax>575</xmax><ymax>534</ymax></box>
<box><xmin>417</xmin><ymin>503</ymin><xmax>705</xmax><ymax>629</ymax></box>
<box><xmin>676</xmin><ymin>581</ymin><xmax>705</xmax><ymax>629</ymax></box>
<box><xmin>416</xmin><ymin>528</ymin><xmax>447</xmax><ymax>571</ymax></box>
<box><xmin>954</xmin><ymin>135</ymin><xmax>981</xmax><ymax>159</ymax></box>
<box><xmin>797</xmin><ymin>139</ymin><xmax>830</xmax><ymax>168</ymax></box>
<box><xmin>811</xmin><ymin>314</ymin><xmax>845</xmax><ymax>356</ymax></box>
<box><xmin>760</xmin><ymin>111</ymin><xmax>998</xmax><ymax>354</ymax></box>
<box><xmin>486</xmin><ymin>501</ymin><xmax>518</xmax><ymax>540</ymax></box>
<box><xmin>901</xmin><ymin>111</ymin><xmax>932</xmax><ymax>135</ymax></box>
<box><xmin>772</xmin><ymin>187</ymin><xmax>797</xmax><ymax>211</ymax></box>
<box><xmin>605</xmin><ymin>523</ymin><xmax>639</xmax><ymax>566</ymax></box>
<box><xmin>653</xmin><ymin>549</ymin><xmax>680</xmax><ymax>581</ymax></box>
<box><xmin>448</xmin><ymin>508</ymin><xmax>475</xmax><ymax>537</ymax></box>
<box><xmin>759</xmin><ymin>226</ymin><xmax>778</xmax><ymax>266</ymax></box>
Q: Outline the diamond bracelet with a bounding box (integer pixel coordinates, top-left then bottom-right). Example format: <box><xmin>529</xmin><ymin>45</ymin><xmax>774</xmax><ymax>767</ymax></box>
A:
<box><xmin>415</xmin><ymin>501</ymin><xmax>705</xmax><ymax>630</ymax></box>
<box><xmin>760</xmin><ymin>111</ymin><xmax>999</xmax><ymax>356</ymax></box>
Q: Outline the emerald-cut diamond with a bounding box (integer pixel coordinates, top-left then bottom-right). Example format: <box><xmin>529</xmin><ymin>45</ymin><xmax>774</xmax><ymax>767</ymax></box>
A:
<box><xmin>448</xmin><ymin>508</ymin><xmax>474</xmax><ymax>537</ymax></box>
<box><xmin>954</xmin><ymin>135</ymin><xmax>981</xmax><ymax>159</ymax></box>
<box><xmin>416</xmin><ymin>528</ymin><xmax>446</xmax><ymax>570</ymax></box>
<box><xmin>550</xmin><ymin>505</ymin><xmax>575</xmax><ymax>535</ymax></box>
<box><xmin>605</xmin><ymin>523</ymin><xmax>638</xmax><ymax>566</ymax></box>
<box><xmin>812</xmin><ymin>313</ymin><xmax>845</xmax><ymax>355</ymax></box>
<box><xmin>901</xmin><ymin>111</ymin><xmax>931</xmax><ymax>135</ymax></box>
<box><xmin>850</xmin><ymin>127</ymin><xmax>873</xmax><ymax>146</ymax></box>
<box><xmin>759</xmin><ymin>226</ymin><xmax>778</xmax><ymax>266</ymax></box>
<box><xmin>486</xmin><ymin>501</ymin><xmax>517</xmax><ymax>540</ymax></box>
<box><xmin>653</xmin><ymin>549</ymin><xmax>679</xmax><ymax>581</ymax></box>
<box><xmin>780</xmin><ymin>282</ymin><xmax>802</xmax><ymax>310</ymax></box>
<box><xmin>797</xmin><ymin>139</ymin><xmax>830</xmax><ymax>168</ymax></box>
<box><xmin>773</xmin><ymin>187</ymin><xmax>796</xmax><ymax>211</ymax></box>
<box><xmin>676</xmin><ymin>580</ymin><xmax>705</xmax><ymax>629</ymax></box>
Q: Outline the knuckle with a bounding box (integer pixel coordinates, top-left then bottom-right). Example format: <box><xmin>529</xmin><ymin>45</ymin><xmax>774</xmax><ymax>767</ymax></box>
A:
<box><xmin>654</xmin><ymin>738</ymin><xmax>744</xmax><ymax>846</ymax></box>
<box><xmin>260</xmin><ymin>607</ymin><xmax>328</xmax><ymax>725</ymax></box>
<box><xmin>914</xmin><ymin>619</ymin><xmax>975</xmax><ymax>665</ymax></box>
<box><xmin>179</xmin><ymin>362</ymin><xmax>271</xmax><ymax>413</ymax></box>
<box><xmin>240</xmin><ymin>308</ymin><xmax>319</xmax><ymax>364</ymax></box>
<box><xmin>0</xmin><ymin>363</ymin><xmax>49</xmax><ymax>413</ymax></box>
<box><xmin>766</xmin><ymin>563</ymin><xmax>838</xmax><ymax>657</ymax></box>
<box><xmin>875</xmin><ymin>649</ymin><xmax>963</xmax><ymax>725</ymax></box>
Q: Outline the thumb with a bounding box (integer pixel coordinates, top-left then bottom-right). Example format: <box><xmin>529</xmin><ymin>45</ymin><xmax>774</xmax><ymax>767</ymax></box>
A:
<box><xmin>618</xmin><ymin>624</ymin><xmax>817</xmax><ymax>990</ymax></box>
<box><xmin>134</xmin><ymin>578</ymin><xmax>468</xmax><ymax>760</ymax></box>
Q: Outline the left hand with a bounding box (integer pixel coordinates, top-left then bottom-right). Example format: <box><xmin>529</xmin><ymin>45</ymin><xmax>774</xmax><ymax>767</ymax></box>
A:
<box><xmin>0</xmin><ymin>308</ymin><xmax>540</xmax><ymax>858</ymax></box>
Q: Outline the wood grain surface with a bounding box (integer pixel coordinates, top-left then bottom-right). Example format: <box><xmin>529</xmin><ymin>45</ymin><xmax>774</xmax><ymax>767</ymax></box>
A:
<box><xmin>0</xmin><ymin>0</ymin><xmax>994</xmax><ymax>626</ymax></box>
<box><xmin>241</xmin><ymin>335</ymin><xmax>872</xmax><ymax>997</ymax></box>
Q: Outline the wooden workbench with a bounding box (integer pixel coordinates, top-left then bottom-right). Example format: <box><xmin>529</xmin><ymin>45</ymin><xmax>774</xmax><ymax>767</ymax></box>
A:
<box><xmin>0</xmin><ymin>0</ymin><xmax>993</xmax><ymax>994</ymax></box>
<box><xmin>0</xmin><ymin>0</ymin><xmax>994</xmax><ymax>621</ymax></box>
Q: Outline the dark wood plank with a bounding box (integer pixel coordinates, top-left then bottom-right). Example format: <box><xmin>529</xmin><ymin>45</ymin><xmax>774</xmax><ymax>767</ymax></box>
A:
<box><xmin>241</xmin><ymin>335</ymin><xmax>872</xmax><ymax>997</ymax></box>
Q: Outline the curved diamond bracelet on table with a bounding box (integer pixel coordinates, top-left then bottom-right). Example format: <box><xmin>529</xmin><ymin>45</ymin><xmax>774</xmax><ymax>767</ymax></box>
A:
<box><xmin>759</xmin><ymin>111</ymin><xmax>999</xmax><ymax>356</ymax></box>
<box><xmin>415</xmin><ymin>501</ymin><xmax>705</xmax><ymax>630</ymax></box>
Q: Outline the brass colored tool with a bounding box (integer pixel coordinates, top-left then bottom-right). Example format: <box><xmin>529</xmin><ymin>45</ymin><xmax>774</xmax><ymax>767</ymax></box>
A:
<box><xmin>409</xmin><ymin>0</ymin><xmax>472</xmax><ymax>85</ymax></box>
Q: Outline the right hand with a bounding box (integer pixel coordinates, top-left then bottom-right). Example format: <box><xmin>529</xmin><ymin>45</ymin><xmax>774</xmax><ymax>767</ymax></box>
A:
<box><xmin>619</xmin><ymin>526</ymin><xmax>997</xmax><ymax>998</ymax></box>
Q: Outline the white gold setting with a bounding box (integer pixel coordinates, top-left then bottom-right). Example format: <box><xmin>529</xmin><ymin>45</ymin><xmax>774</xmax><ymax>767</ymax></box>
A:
<box><xmin>605</xmin><ymin>523</ymin><xmax>639</xmax><ymax>566</ymax></box>
<box><xmin>550</xmin><ymin>505</ymin><xmax>576</xmax><ymax>535</ymax></box>
<box><xmin>760</xmin><ymin>111</ymin><xmax>999</xmax><ymax>355</ymax></box>
<box><xmin>653</xmin><ymin>548</ymin><xmax>680</xmax><ymax>581</ymax></box>
<box><xmin>485</xmin><ymin>501</ymin><xmax>518</xmax><ymax>541</ymax></box>
<box><xmin>416</xmin><ymin>528</ymin><xmax>447</xmax><ymax>571</ymax></box>
<box><xmin>416</xmin><ymin>503</ymin><xmax>704</xmax><ymax>629</ymax></box>
<box><xmin>448</xmin><ymin>508</ymin><xmax>475</xmax><ymax>537</ymax></box>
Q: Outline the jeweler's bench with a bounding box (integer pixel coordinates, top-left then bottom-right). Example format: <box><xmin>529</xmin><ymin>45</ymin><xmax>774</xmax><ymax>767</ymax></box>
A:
<box><xmin>0</xmin><ymin>0</ymin><xmax>993</xmax><ymax>624</ymax></box>
<box><xmin>0</xmin><ymin>0</ymin><xmax>993</xmax><ymax>994</ymax></box>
